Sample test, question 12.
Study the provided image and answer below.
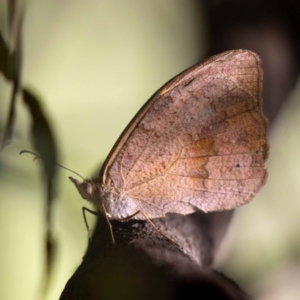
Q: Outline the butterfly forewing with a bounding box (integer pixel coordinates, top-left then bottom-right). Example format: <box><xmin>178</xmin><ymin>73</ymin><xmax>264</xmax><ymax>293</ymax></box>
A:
<box><xmin>100</xmin><ymin>50</ymin><xmax>268</xmax><ymax>217</ymax></box>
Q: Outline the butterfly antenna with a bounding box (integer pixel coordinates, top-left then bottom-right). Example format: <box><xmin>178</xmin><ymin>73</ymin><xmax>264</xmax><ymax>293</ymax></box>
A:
<box><xmin>20</xmin><ymin>150</ymin><xmax>85</xmax><ymax>180</ymax></box>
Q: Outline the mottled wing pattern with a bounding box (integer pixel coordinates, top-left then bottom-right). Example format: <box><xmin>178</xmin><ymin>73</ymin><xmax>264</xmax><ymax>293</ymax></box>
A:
<box><xmin>102</xmin><ymin>50</ymin><xmax>268</xmax><ymax>217</ymax></box>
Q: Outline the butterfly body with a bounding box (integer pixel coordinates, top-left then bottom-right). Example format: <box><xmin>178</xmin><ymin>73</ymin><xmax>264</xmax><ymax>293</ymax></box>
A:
<box><xmin>71</xmin><ymin>49</ymin><xmax>268</xmax><ymax>222</ymax></box>
<box><xmin>70</xmin><ymin>177</ymin><xmax>141</xmax><ymax>219</ymax></box>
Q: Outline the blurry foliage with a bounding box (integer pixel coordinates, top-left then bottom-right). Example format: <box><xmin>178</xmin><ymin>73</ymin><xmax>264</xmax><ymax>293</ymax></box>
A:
<box><xmin>0</xmin><ymin>2</ymin><xmax>57</xmax><ymax>298</ymax></box>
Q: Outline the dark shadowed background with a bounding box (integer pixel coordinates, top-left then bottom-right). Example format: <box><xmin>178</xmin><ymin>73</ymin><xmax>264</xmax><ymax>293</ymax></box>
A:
<box><xmin>1</xmin><ymin>1</ymin><xmax>300</xmax><ymax>299</ymax></box>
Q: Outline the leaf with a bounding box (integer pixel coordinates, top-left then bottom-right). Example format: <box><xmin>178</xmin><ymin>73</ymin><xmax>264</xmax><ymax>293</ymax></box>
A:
<box><xmin>22</xmin><ymin>88</ymin><xmax>57</xmax><ymax>297</ymax></box>
<box><xmin>0</xmin><ymin>3</ymin><xmax>23</xmax><ymax>150</ymax></box>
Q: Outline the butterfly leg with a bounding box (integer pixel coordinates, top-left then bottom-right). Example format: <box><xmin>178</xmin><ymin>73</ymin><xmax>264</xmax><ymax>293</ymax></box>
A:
<box><xmin>82</xmin><ymin>207</ymin><xmax>99</xmax><ymax>241</ymax></box>
<box><xmin>101</xmin><ymin>204</ymin><xmax>115</xmax><ymax>244</ymax></box>
<box><xmin>82</xmin><ymin>206</ymin><xmax>116</xmax><ymax>244</ymax></box>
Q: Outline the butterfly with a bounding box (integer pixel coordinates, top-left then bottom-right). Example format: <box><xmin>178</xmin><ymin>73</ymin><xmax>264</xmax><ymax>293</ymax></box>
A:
<box><xmin>70</xmin><ymin>49</ymin><xmax>268</xmax><ymax>243</ymax></box>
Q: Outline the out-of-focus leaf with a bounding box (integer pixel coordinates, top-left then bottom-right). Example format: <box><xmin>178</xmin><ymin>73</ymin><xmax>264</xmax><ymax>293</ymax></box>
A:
<box><xmin>22</xmin><ymin>89</ymin><xmax>57</xmax><ymax>187</ymax></box>
<box><xmin>8</xmin><ymin>0</ymin><xmax>17</xmax><ymax>35</ymax></box>
<box><xmin>0</xmin><ymin>3</ymin><xmax>23</xmax><ymax>150</ymax></box>
<box><xmin>1</xmin><ymin>2</ymin><xmax>59</xmax><ymax>298</ymax></box>
<box><xmin>0</xmin><ymin>32</ymin><xmax>14</xmax><ymax>80</ymax></box>
<box><xmin>22</xmin><ymin>88</ymin><xmax>57</xmax><ymax>297</ymax></box>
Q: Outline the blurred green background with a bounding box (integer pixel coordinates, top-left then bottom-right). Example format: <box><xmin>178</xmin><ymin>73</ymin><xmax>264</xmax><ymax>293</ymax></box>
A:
<box><xmin>1</xmin><ymin>1</ymin><xmax>300</xmax><ymax>299</ymax></box>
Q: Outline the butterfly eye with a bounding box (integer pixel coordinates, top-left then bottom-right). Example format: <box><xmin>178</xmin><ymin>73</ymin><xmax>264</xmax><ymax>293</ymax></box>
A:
<box><xmin>86</xmin><ymin>182</ymin><xmax>92</xmax><ymax>194</ymax></box>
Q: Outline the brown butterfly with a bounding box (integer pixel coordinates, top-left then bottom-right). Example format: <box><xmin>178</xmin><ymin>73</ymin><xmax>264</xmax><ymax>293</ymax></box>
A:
<box><xmin>70</xmin><ymin>49</ymin><xmax>268</xmax><ymax>242</ymax></box>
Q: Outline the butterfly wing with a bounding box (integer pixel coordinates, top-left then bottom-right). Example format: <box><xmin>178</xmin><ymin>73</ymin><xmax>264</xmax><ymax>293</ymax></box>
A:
<box><xmin>100</xmin><ymin>50</ymin><xmax>268</xmax><ymax>218</ymax></box>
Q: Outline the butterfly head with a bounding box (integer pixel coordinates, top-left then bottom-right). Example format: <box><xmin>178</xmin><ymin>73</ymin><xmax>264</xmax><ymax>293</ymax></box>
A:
<box><xmin>69</xmin><ymin>177</ymin><xmax>96</xmax><ymax>203</ymax></box>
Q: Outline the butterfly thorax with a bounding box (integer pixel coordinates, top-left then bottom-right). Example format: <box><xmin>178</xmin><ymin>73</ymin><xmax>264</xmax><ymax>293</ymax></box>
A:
<box><xmin>69</xmin><ymin>177</ymin><xmax>139</xmax><ymax>220</ymax></box>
